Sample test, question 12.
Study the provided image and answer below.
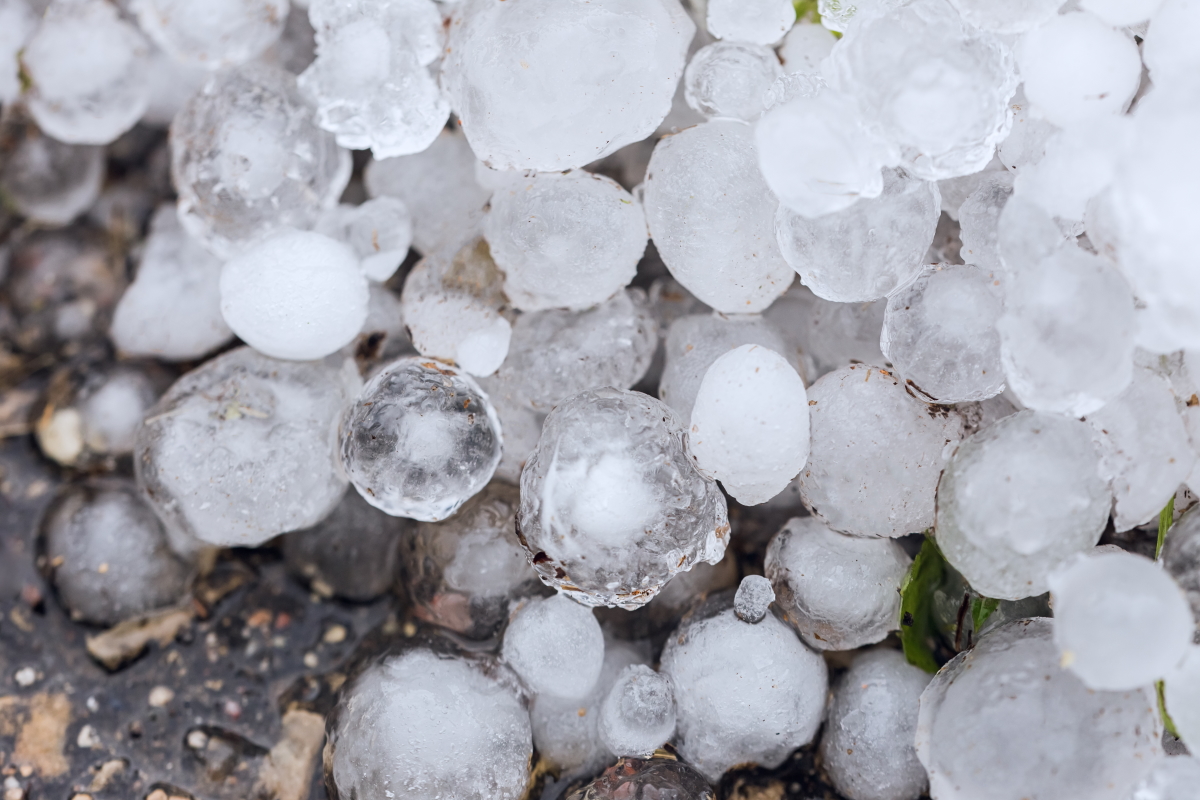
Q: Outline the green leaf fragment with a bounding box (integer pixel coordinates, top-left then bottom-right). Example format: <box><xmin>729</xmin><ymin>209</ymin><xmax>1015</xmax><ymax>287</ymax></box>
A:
<box><xmin>793</xmin><ymin>0</ymin><xmax>821</xmax><ymax>24</ymax></box>
<box><xmin>969</xmin><ymin>596</ymin><xmax>1000</xmax><ymax>635</ymax></box>
<box><xmin>1157</xmin><ymin>679</ymin><xmax>1180</xmax><ymax>738</ymax></box>
<box><xmin>899</xmin><ymin>536</ymin><xmax>946</xmax><ymax>674</ymax></box>
<box><xmin>1157</xmin><ymin>495</ymin><xmax>1176</xmax><ymax>560</ymax></box>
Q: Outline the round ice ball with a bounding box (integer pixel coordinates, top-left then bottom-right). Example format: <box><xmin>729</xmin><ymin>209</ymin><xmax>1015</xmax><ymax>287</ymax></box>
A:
<box><xmin>501</xmin><ymin>594</ymin><xmax>605</xmax><ymax>700</ymax></box>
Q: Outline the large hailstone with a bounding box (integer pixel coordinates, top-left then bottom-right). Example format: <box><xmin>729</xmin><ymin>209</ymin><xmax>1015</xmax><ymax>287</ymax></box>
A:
<box><xmin>765</xmin><ymin>517</ymin><xmax>911</xmax><ymax>651</ymax></box>
<box><xmin>660</xmin><ymin>601</ymin><xmax>828</xmax><ymax>781</ymax></box>
<box><xmin>339</xmin><ymin>357</ymin><xmax>502</xmax><ymax>522</ymax></box>
<box><xmin>442</xmin><ymin>0</ymin><xmax>694</xmax><ymax>171</ymax></box>
<box><xmin>171</xmin><ymin>62</ymin><xmax>350</xmax><ymax>258</ymax></box>
<box><xmin>775</xmin><ymin>167</ymin><xmax>940</xmax><ymax>302</ymax></box>
<box><xmin>1048</xmin><ymin>550</ymin><xmax>1194</xmax><ymax>691</ymax></box>
<box><xmin>135</xmin><ymin>347</ymin><xmax>360</xmax><ymax>548</ymax></box>
<box><xmin>683</xmin><ymin>41</ymin><xmax>783</xmax><ymax>123</ymax></box>
<box><xmin>130</xmin><ymin>0</ymin><xmax>287</xmax><ymax>69</ymax></box>
<box><xmin>798</xmin><ymin>364</ymin><xmax>964</xmax><ymax>539</ymax></box>
<box><xmin>643</xmin><ymin>119</ymin><xmax>794</xmax><ymax>314</ymax></box>
<box><xmin>687</xmin><ymin>344</ymin><xmax>809</xmax><ymax>505</ymax></box>
<box><xmin>916</xmin><ymin>618</ymin><xmax>1162</xmax><ymax>800</ymax></box>
<box><xmin>326</xmin><ymin>649</ymin><xmax>532</xmax><ymax>800</ymax></box>
<box><xmin>484</xmin><ymin>171</ymin><xmax>647</xmax><ymax>312</ymax></box>
<box><xmin>501</xmin><ymin>594</ymin><xmax>605</xmax><ymax>700</ymax></box>
<box><xmin>936</xmin><ymin>411</ymin><xmax>1112</xmax><ymax>601</ymax></box>
<box><xmin>517</xmin><ymin>388</ymin><xmax>729</xmax><ymax>609</ymax></box>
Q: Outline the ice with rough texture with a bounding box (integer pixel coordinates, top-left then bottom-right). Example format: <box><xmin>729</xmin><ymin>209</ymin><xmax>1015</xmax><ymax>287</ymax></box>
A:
<box><xmin>316</xmin><ymin>197</ymin><xmax>413</xmax><ymax>282</ymax></box>
<box><xmin>327</xmin><ymin>649</ymin><xmax>532</xmax><ymax>800</ymax></box>
<box><xmin>112</xmin><ymin>205</ymin><xmax>234</xmax><ymax>361</ymax></box>
<box><xmin>484</xmin><ymin>171</ymin><xmax>646</xmax><ymax>312</ymax></box>
<box><xmin>136</xmin><ymin>347</ymin><xmax>359</xmax><ymax>547</ymax></box>
<box><xmin>1163</xmin><ymin>506</ymin><xmax>1200</xmax><ymax>626</ymax></box>
<box><xmin>936</xmin><ymin>411</ymin><xmax>1111</xmax><ymax>601</ymax></box>
<box><xmin>881</xmin><ymin>263</ymin><xmax>1005</xmax><ymax>404</ymax></box>
<box><xmin>821</xmin><ymin>649</ymin><xmax>931</xmax><ymax>800</ymax></box>
<box><xmin>598</xmin><ymin>665</ymin><xmax>676</xmax><ymax>758</ymax></box>
<box><xmin>687</xmin><ymin>344</ymin><xmax>809</xmax><ymax>505</ymax></box>
<box><xmin>775</xmin><ymin>167</ymin><xmax>940</xmax><ymax>302</ymax></box>
<box><xmin>916</xmin><ymin>618</ymin><xmax>1162</xmax><ymax>800</ymax></box>
<box><xmin>644</xmin><ymin>119</ymin><xmax>793</xmax><ymax>313</ymax></box>
<box><xmin>706</xmin><ymin>0</ymin><xmax>795</xmax><ymax>45</ymax></box>
<box><xmin>1126</xmin><ymin>756</ymin><xmax>1200</xmax><ymax>800</ymax></box>
<box><xmin>778</xmin><ymin>22</ymin><xmax>836</xmax><ymax>75</ymax></box>
<box><xmin>733</xmin><ymin>574</ymin><xmax>775</xmax><ymax>623</ymax></box>
<box><xmin>799</xmin><ymin>364</ymin><xmax>964</xmax><ymax>538</ymax></box>
<box><xmin>564</xmin><ymin>757</ymin><xmax>714</xmax><ymax>800</ymax></box>
<box><xmin>502</xmin><ymin>594</ymin><xmax>605</xmax><ymax>700</ymax></box>
<box><xmin>765</xmin><ymin>284</ymin><xmax>887</xmax><ymax>381</ymax></box>
<box><xmin>765</xmin><ymin>517</ymin><xmax>911</xmax><ymax>650</ymax></box>
<box><xmin>661</xmin><ymin>600</ymin><xmax>828</xmax><ymax>781</ymax></box>
<box><xmin>0</xmin><ymin>131</ymin><xmax>104</xmax><ymax>226</ymax></box>
<box><xmin>131</xmin><ymin>0</ymin><xmax>287</xmax><ymax>69</ymax></box>
<box><xmin>1165</xmin><ymin>645</ymin><xmax>1200</xmax><ymax>754</ymax></box>
<box><xmin>403</xmin><ymin>482</ymin><xmax>541</xmax><ymax>639</ymax></box>
<box><xmin>0</xmin><ymin>0</ymin><xmax>35</xmax><ymax>105</ymax></box>
<box><xmin>340</xmin><ymin>356</ymin><xmax>502</xmax><ymax>522</ymax></box>
<box><xmin>299</xmin><ymin>0</ymin><xmax>449</xmax><ymax>157</ymax></box>
<box><xmin>683</xmin><ymin>41</ymin><xmax>782</xmax><ymax>122</ymax></box>
<box><xmin>22</xmin><ymin>0</ymin><xmax>151</xmax><ymax>145</ymax></box>
<box><xmin>443</xmin><ymin>0</ymin><xmax>694</xmax><ymax>171</ymax></box>
<box><xmin>517</xmin><ymin>388</ymin><xmax>729</xmax><ymax>609</ymax></box>
<box><xmin>171</xmin><ymin>62</ymin><xmax>350</xmax><ymax>258</ymax></box>
<box><xmin>41</xmin><ymin>479</ymin><xmax>192</xmax><ymax>626</ymax></box>
<box><xmin>948</xmin><ymin>0</ymin><xmax>1064</xmax><ymax>33</ymax></box>
<box><xmin>220</xmin><ymin>230</ymin><xmax>369</xmax><ymax>361</ymax></box>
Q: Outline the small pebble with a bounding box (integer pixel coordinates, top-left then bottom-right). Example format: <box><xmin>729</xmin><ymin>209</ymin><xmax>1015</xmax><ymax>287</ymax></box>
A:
<box><xmin>323</xmin><ymin>624</ymin><xmax>347</xmax><ymax>644</ymax></box>
<box><xmin>76</xmin><ymin>724</ymin><xmax>100</xmax><ymax>749</ymax></box>
<box><xmin>148</xmin><ymin>686</ymin><xmax>174</xmax><ymax>707</ymax></box>
<box><xmin>14</xmin><ymin>667</ymin><xmax>36</xmax><ymax>687</ymax></box>
<box><xmin>734</xmin><ymin>575</ymin><xmax>775</xmax><ymax>624</ymax></box>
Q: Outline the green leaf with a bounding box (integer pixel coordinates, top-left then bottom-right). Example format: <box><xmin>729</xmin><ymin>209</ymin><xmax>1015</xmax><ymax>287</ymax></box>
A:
<box><xmin>1157</xmin><ymin>495</ymin><xmax>1176</xmax><ymax>560</ymax></box>
<box><xmin>899</xmin><ymin>536</ymin><xmax>946</xmax><ymax>674</ymax></box>
<box><xmin>969</xmin><ymin>596</ymin><xmax>1000</xmax><ymax>635</ymax></box>
<box><xmin>793</xmin><ymin>0</ymin><xmax>821</xmax><ymax>24</ymax></box>
<box><xmin>1157</xmin><ymin>680</ymin><xmax>1180</xmax><ymax>738</ymax></box>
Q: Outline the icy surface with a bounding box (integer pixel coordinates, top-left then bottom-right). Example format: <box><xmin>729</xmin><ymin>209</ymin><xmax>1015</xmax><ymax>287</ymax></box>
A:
<box><xmin>958</xmin><ymin>170</ymin><xmax>1014</xmax><ymax>274</ymax></box>
<box><xmin>598</xmin><ymin>664</ymin><xmax>675</xmax><ymax>758</ymax></box>
<box><xmin>707</xmin><ymin>0</ymin><xmax>795</xmax><ymax>45</ymax></box>
<box><xmin>1126</xmin><ymin>756</ymin><xmax>1200</xmax><ymax>800</ymax></box>
<box><xmin>732</xmin><ymin>575</ymin><xmax>775</xmax><ymax>624</ymax></box>
<box><xmin>502</xmin><ymin>594</ymin><xmax>605</xmax><ymax>700</ymax></box>
<box><xmin>778</xmin><ymin>22</ymin><xmax>836</xmax><ymax>75</ymax></box>
<box><xmin>0</xmin><ymin>131</ymin><xmax>104</xmax><ymax>226</ymax></box>
<box><xmin>131</xmin><ymin>0</ymin><xmax>287</xmax><ymax>70</ymax></box>
<box><xmin>1166</xmin><ymin>645</ymin><xmax>1200</xmax><ymax>753</ymax></box>
<box><xmin>765</xmin><ymin>284</ymin><xmax>887</xmax><ymax>381</ymax></box>
<box><xmin>683</xmin><ymin>41</ymin><xmax>782</xmax><ymax>122</ymax></box>
<box><xmin>316</xmin><ymin>197</ymin><xmax>413</xmax><ymax>283</ymax></box>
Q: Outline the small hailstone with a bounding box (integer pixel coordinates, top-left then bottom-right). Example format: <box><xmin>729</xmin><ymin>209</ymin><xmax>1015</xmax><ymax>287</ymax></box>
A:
<box><xmin>1048</xmin><ymin>550</ymin><xmax>1193</xmax><ymax>691</ymax></box>
<box><xmin>706</xmin><ymin>0</ymin><xmax>795</xmax><ymax>45</ymax></box>
<box><xmin>502</xmin><ymin>594</ymin><xmax>605</xmax><ymax>700</ymax></box>
<box><xmin>1162</xmin><ymin>507</ymin><xmax>1200</xmax><ymax>624</ymax></box>
<box><xmin>40</xmin><ymin>479</ymin><xmax>192</xmax><ymax>626</ymax></box>
<box><xmin>171</xmin><ymin>62</ymin><xmax>350</xmax><ymax>258</ymax></box>
<box><xmin>957</xmin><ymin>170</ymin><xmax>1014</xmax><ymax>274</ymax></box>
<box><xmin>0</xmin><ymin>0</ymin><xmax>36</xmax><ymax>105</ymax></box>
<box><xmin>111</xmin><ymin>205</ymin><xmax>234</xmax><ymax>362</ymax></box>
<box><xmin>1144</xmin><ymin>0</ymin><xmax>1200</xmax><ymax>83</ymax></box>
<box><xmin>0</xmin><ymin>131</ymin><xmax>104</xmax><ymax>226</ymax></box>
<box><xmin>764</xmin><ymin>284</ymin><xmax>887</xmax><ymax>381</ymax></box>
<box><xmin>299</xmin><ymin>0</ymin><xmax>449</xmax><ymax>157</ymax></box>
<box><xmin>775</xmin><ymin>167</ymin><xmax>940</xmax><ymax>302</ymax></box>
<box><xmin>73</xmin><ymin>366</ymin><xmax>160</xmax><ymax>460</ymax></box>
<box><xmin>1165</xmin><ymin>646</ymin><xmax>1200</xmax><ymax>753</ymax></box>
<box><xmin>765</xmin><ymin>517</ymin><xmax>911</xmax><ymax>651</ymax></box>
<box><xmin>339</xmin><ymin>356</ymin><xmax>502</xmax><ymax>521</ymax></box>
<box><xmin>135</xmin><ymin>347</ymin><xmax>359</xmax><ymax>547</ymax></box>
<box><xmin>517</xmin><ymin>388</ymin><xmax>729</xmax><ymax>609</ymax></box>
<box><xmin>598</xmin><ymin>665</ymin><xmax>676</xmax><ymax>758</ymax></box>
<box><xmin>821</xmin><ymin>650</ymin><xmax>932</xmax><ymax>800</ymax></box>
<box><xmin>947</xmin><ymin>0</ymin><xmax>1065</xmax><ymax>33</ymax></box>
<box><xmin>315</xmin><ymin>198</ymin><xmax>413</xmax><ymax>283</ymax></box>
<box><xmin>683</xmin><ymin>41</ymin><xmax>783</xmax><ymax>123</ymax></box>
<box><xmin>937</xmin><ymin>159</ymin><xmax>1007</xmax><ymax>222</ymax></box>
<box><xmin>916</xmin><ymin>618</ymin><xmax>1162</xmax><ymax>800</ymax></box>
<box><xmin>327</xmin><ymin>649</ymin><xmax>531</xmax><ymax>800</ymax></box>
<box><xmin>881</xmin><ymin>263</ymin><xmax>1006</xmax><ymax>404</ymax></box>
<box><xmin>483</xmin><ymin>171</ymin><xmax>647</xmax><ymax>312</ymax></box>
<box><xmin>733</xmin><ymin>575</ymin><xmax>775</xmax><ymax>623</ymax></box>
<box><xmin>798</xmin><ymin>364</ymin><xmax>964</xmax><ymax>539</ymax></box>
<box><xmin>130</xmin><ymin>0</ymin><xmax>288</xmax><ymax>69</ymax></box>
<box><xmin>220</xmin><ymin>230</ymin><xmax>369</xmax><ymax>361</ymax></box>
<box><xmin>565</xmin><ymin>758</ymin><xmax>715</xmax><ymax>800</ymax></box>
<box><xmin>936</xmin><ymin>411</ymin><xmax>1111</xmax><ymax>601</ymax></box>
<box><xmin>687</xmin><ymin>344</ymin><xmax>809</xmax><ymax>505</ymax></box>
<box><xmin>476</xmin><ymin>380</ymin><xmax>545</xmax><ymax>485</ymax></box>
<box><xmin>643</xmin><ymin>119</ymin><xmax>794</xmax><ymax>313</ymax></box>
<box><xmin>21</xmin><ymin>0</ymin><xmax>152</xmax><ymax>145</ymax></box>
<box><xmin>777</xmin><ymin>22</ymin><xmax>836</xmax><ymax>75</ymax></box>
<box><xmin>1125</xmin><ymin>756</ymin><xmax>1200</xmax><ymax>800</ymax></box>
<box><xmin>661</xmin><ymin>601</ymin><xmax>828</xmax><ymax>781</ymax></box>
<box><xmin>443</xmin><ymin>0</ymin><xmax>695</xmax><ymax>171</ymax></box>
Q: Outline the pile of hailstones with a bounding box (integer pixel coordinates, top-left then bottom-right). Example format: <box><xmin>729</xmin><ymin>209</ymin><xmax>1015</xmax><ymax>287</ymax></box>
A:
<box><xmin>7</xmin><ymin>0</ymin><xmax>1200</xmax><ymax>798</ymax></box>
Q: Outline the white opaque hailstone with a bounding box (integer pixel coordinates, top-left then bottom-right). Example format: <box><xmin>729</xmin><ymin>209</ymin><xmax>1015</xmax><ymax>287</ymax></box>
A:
<box><xmin>443</xmin><ymin>0</ymin><xmax>694</xmax><ymax>171</ymax></box>
<box><xmin>1144</xmin><ymin>0</ymin><xmax>1200</xmax><ymax>84</ymax></box>
<box><xmin>778</xmin><ymin>22</ymin><xmax>836</xmax><ymax>75</ymax></box>
<box><xmin>821</xmin><ymin>649</ymin><xmax>932</xmax><ymax>800</ymax></box>
<box><xmin>1081</xmin><ymin>0</ymin><xmax>1164</xmax><ymax>28</ymax></box>
<box><xmin>775</xmin><ymin>167</ymin><xmax>940</xmax><ymax>303</ymax></box>
<box><xmin>881</xmin><ymin>263</ymin><xmax>1006</xmax><ymax>404</ymax></box>
<box><xmin>1126</xmin><ymin>756</ymin><xmax>1200</xmax><ymax>800</ymax></box>
<box><xmin>644</xmin><ymin>120</ymin><xmax>793</xmax><ymax>313</ymax></box>
<box><xmin>828</xmin><ymin>0</ymin><xmax>1018</xmax><ymax>181</ymax></box>
<box><xmin>1014</xmin><ymin>120</ymin><xmax>1132</xmax><ymax>223</ymax></box>
<box><xmin>171</xmin><ymin>62</ymin><xmax>350</xmax><ymax>259</ymax></box>
<box><xmin>299</xmin><ymin>0</ymin><xmax>449</xmax><ymax>157</ymax></box>
<box><xmin>936</xmin><ymin>411</ymin><xmax>1111</xmax><ymax>601</ymax></box>
<box><xmin>661</xmin><ymin>602</ymin><xmax>828</xmax><ymax>781</ymax></box>
<box><xmin>734</xmin><ymin>575</ymin><xmax>775</xmax><ymax>623</ymax></box>
<box><xmin>130</xmin><ymin>0</ymin><xmax>288</xmax><ymax>70</ymax></box>
<box><xmin>1048</xmin><ymin>550</ymin><xmax>1194</xmax><ymax>691</ymax></box>
<box><xmin>706</xmin><ymin>0</ymin><xmax>795</xmax><ymax>45</ymax></box>
<box><xmin>21</xmin><ymin>0</ymin><xmax>152</xmax><ymax>145</ymax></box>
<box><xmin>755</xmin><ymin>86</ymin><xmax>890</xmax><ymax>219</ymax></box>
<box><xmin>220</xmin><ymin>230</ymin><xmax>369</xmax><ymax>361</ymax></box>
<box><xmin>0</xmin><ymin>132</ymin><xmax>104</xmax><ymax>227</ymax></box>
<box><xmin>947</xmin><ymin>0</ymin><xmax>1064</xmax><ymax>34</ymax></box>
<box><xmin>916</xmin><ymin>618</ymin><xmax>1162</xmax><ymax>800</ymax></box>
<box><xmin>687</xmin><ymin>344</ymin><xmax>809</xmax><ymax>505</ymax></box>
<box><xmin>683</xmin><ymin>41</ymin><xmax>782</xmax><ymax>123</ymax></box>
<box><xmin>765</xmin><ymin>517</ymin><xmax>911</xmax><ymax>651</ymax></box>
<box><xmin>1016</xmin><ymin>12</ymin><xmax>1142</xmax><ymax>129</ymax></box>
<box><xmin>484</xmin><ymin>171</ymin><xmax>646</xmax><ymax>312</ymax></box>
<box><xmin>765</xmin><ymin>284</ymin><xmax>888</xmax><ymax>381</ymax></box>
<box><xmin>799</xmin><ymin>364</ymin><xmax>964</xmax><ymax>539</ymax></box>
<box><xmin>0</xmin><ymin>0</ymin><xmax>36</xmax><ymax>105</ymax></box>
<box><xmin>1166</xmin><ymin>646</ymin><xmax>1200</xmax><ymax>753</ymax></box>
<box><xmin>598</xmin><ymin>664</ymin><xmax>676</xmax><ymax>758</ymax></box>
<box><xmin>502</xmin><ymin>594</ymin><xmax>605</xmax><ymax>700</ymax></box>
<box><xmin>112</xmin><ymin>205</ymin><xmax>234</xmax><ymax>362</ymax></box>
<box><xmin>328</xmin><ymin>649</ymin><xmax>532</xmax><ymax>800</ymax></box>
<box><xmin>316</xmin><ymin>197</ymin><xmax>413</xmax><ymax>283</ymax></box>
